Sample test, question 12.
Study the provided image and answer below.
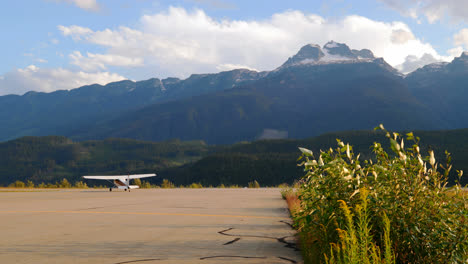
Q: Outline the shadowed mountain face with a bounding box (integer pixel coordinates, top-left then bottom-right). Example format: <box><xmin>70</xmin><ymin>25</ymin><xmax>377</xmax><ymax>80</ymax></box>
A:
<box><xmin>0</xmin><ymin>41</ymin><xmax>467</xmax><ymax>144</ymax></box>
<box><xmin>72</xmin><ymin>59</ymin><xmax>439</xmax><ymax>144</ymax></box>
<box><xmin>405</xmin><ymin>52</ymin><xmax>468</xmax><ymax>129</ymax></box>
<box><xmin>0</xmin><ymin>69</ymin><xmax>265</xmax><ymax>141</ymax></box>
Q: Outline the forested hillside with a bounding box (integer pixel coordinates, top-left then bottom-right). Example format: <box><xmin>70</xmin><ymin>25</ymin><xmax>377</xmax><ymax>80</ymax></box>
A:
<box><xmin>1</xmin><ymin>129</ymin><xmax>467</xmax><ymax>187</ymax></box>
<box><xmin>0</xmin><ymin>136</ymin><xmax>211</xmax><ymax>185</ymax></box>
<box><xmin>163</xmin><ymin>129</ymin><xmax>468</xmax><ymax>186</ymax></box>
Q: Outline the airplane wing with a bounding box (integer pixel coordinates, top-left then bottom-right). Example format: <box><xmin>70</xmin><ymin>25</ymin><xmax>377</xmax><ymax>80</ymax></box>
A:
<box><xmin>83</xmin><ymin>175</ymin><xmax>123</xmax><ymax>180</ymax></box>
<box><xmin>128</xmin><ymin>174</ymin><xmax>157</xmax><ymax>179</ymax></box>
<box><xmin>83</xmin><ymin>174</ymin><xmax>156</xmax><ymax>180</ymax></box>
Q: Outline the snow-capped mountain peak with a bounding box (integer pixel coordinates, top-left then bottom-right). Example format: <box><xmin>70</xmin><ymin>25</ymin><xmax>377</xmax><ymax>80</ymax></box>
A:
<box><xmin>279</xmin><ymin>41</ymin><xmax>376</xmax><ymax>69</ymax></box>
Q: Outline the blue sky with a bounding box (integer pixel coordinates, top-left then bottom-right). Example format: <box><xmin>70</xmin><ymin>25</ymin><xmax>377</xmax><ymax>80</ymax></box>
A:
<box><xmin>1</xmin><ymin>0</ymin><xmax>468</xmax><ymax>95</ymax></box>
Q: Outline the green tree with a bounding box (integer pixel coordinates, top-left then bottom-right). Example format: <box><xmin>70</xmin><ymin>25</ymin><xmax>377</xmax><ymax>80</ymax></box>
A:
<box><xmin>26</xmin><ymin>180</ymin><xmax>35</xmax><ymax>188</ymax></box>
<box><xmin>133</xmin><ymin>178</ymin><xmax>142</xmax><ymax>186</ymax></box>
<box><xmin>74</xmin><ymin>181</ymin><xmax>88</xmax><ymax>188</ymax></box>
<box><xmin>11</xmin><ymin>180</ymin><xmax>25</xmax><ymax>188</ymax></box>
<box><xmin>248</xmin><ymin>180</ymin><xmax>260</xmax><ymax>188</ymax></box>
<box><xmin>161</xmin><ymin>179</ymin><xmax>175</xmax><ymax>188</ymax></box>
<box><xmin>59</xmin><ymin>178</ymin><xmax>71</xmax><ymax>188</ymax></box>
<box><xmin>141</xmin><ymin>181</ymin><xmax>151</xmax><ymax>188</ymax></box>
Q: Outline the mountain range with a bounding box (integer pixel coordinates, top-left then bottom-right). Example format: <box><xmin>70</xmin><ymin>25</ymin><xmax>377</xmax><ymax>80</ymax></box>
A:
<box><xmin>1</xmin><ymin>41</ymin><xmax>468</xmax><ymax>144</ymax></box>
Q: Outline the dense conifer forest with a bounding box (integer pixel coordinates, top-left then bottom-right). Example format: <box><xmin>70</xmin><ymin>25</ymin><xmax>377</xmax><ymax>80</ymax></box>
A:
<box><xmin>1</xmin><ymin>129</ymin><xmax>467</xmax><ymax>187</ymax></box>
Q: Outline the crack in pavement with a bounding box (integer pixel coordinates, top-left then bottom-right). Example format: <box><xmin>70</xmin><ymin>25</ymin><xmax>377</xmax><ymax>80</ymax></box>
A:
<box><xmin>218</xmin><ymin>223</ymin><xmax>299</xmax><ymax>251</ymax></box>
<box><xmin>218</xmin><ymin>227</ymin><xmax>278</xmax><ymax>240</ymax></box>
<box><xmin>277</xmin><ymin>256</ymin><xmax>298</xmax><ymax>263</ymax></box>
<box><xmin>200</xmin><ymin>255</ymin><xmax>267</xmax><ymax>260</ymax></box>
<box><xmin>279</xmin><ymin>220</ymin><xmax>294</xmax><ymax>229</ymax></box>
<box><xmin>77</xmin><ymin>202</ymin><xmax>148</xmax><ymax>211</ymax></box>
<box><xmin>212</xmin><ymin>221</ymin><xmax>300</xmax><ymax>263</ymax></box>
<box><xmin>76</xmin><ymin>206</ymin><xmax>108</xmax><ymax>211</ymax></box>
<box><xmin>113</xmin><ymin>259</ymin><xmax>163</xmax><ymax>264</ymax></box>
<box><xmin>223</xmin><ymin>237</ymin><xmax>241</xmax><ymax>245</ymax></box>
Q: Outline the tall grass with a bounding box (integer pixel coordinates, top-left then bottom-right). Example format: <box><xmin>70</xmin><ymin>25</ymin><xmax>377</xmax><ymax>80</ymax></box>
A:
<box><xmin>324</xmin><ymin>188</ymin><xmax>394</xmax><ymax>264</ymax></box>
<box><xmin>294</xmin><ymin>125</ymin><xmax>467</xmax><ymax>263</ymax></box>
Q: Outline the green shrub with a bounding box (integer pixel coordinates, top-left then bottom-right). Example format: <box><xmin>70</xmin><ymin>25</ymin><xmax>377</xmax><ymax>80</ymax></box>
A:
<box><xmin>296</xmin><ymin>125</ymin><xmax>467</xmax><ymax>264</ymax></box>
<box><xmin>26</xmin><ymin>180</ymin><xmax>35</xmax><ymax>188</ymax></box>
<box><xmin>46</xmin><ymin>183</ymin><xmax>57</xmax><ymax>188</ymax></box>
<box><xmin>248</xmin><ymin>180</ymin><xmax>260</xmax><ymax>188</ymax></box>
<box><xmin>133</xmin><ymin>178</ymin><xmax>142</xmax><ymax>186</ymax></box>
<box><xmin>141</xmin><ymin>181</ymin><xmax>152</xmax><ymax>188</ymax></box>
<box><xmin>59</xmin><ymin>178</ymin><xmax>71</xmax><ymax>188</ymax></box>
<box><xmin>74</xmin><ymin>181</ymin><xmax>88</xmax><ymax>188</ymax></box>
<box><xmin>10</xmin><ymin>180</ymin><xmax>25</xmax><ymax>188</ymax></box>
<box><xmin>189</xmin><ymin>182</ymin><xmax>203</xmax><ymax>188</ymax></box>
<box><xmin>161</xmin><ymin>179</ymin><xmax>175</xmax><ymax>188</ymax></box>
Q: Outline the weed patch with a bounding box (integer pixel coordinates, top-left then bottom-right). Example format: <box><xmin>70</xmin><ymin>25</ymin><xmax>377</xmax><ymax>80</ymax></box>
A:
<box><xmin>292</xmin><ymin>125</ymin><xmax>467</xmax><ymax>263</ymax></box>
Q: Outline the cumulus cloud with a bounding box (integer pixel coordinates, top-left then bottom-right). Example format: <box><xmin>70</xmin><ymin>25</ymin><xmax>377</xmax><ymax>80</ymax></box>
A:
<box><xmin>454</xmin><ymin>28</ymin><xmax>468</xmax><ymax>48</ymax></box>
<box><xmin>445</xmin><ymin>28</ymin><xmax>468</xmax><ymax>59</ymax></box>
<box><xmin>447</xmin><ymin>46</ymin><xmax>465</xmax><ymax>57</ymax></box>
<box><xmin>391</xmin><ymin>29</ymin><xmax>415</xmax><ymax>44</ymax></box>
<box><xmin>58</xmin><ymin>25</ymin><xmax>93</xmax><ymax>40</ymax></box>
<box><xmin>189</xmin><ymin>0</ymin><xmax>236</xmax><ymax>9</ymax></box>
<box><xmin>69</xmin><ymin>51</ymin><xmax>144</xmax><ymax>71</ymax></box>
<box><xmin>396</xmin><ymin>53</ymin><xmax>442</xmax><ymax>73</ymax></box>
<box><xmin>379</xmin><ymin>0</ymin><xmax>468</xmax><ymax>23</ymax></box>
<box><xmin>0</xmin><ymin>65</ymin><xmax>125</xmax><ymax>96</ymax></box>
<box><xmin>216</xmin><ymin>64</ymin><xmax>259</xmax><ymax>72</ymax></box>
<box><xmin>36</xmin><ymin>58</ymin><xmax>48</xmax><ymax>63</ymax></box>
<box><xmin>57</xmin><ymin>7</ymin><xmax>447</xmax><ymax>78</ymax></box>
<box><xmin>51</xmin><ymin>0</ymin><xmax>100</xmax><ymax>11</ymax></box>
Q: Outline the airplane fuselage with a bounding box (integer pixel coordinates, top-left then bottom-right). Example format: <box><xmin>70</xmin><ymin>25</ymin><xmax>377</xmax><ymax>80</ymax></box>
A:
<box><xmin>83</xmin><ymin>173</ymin><xmax>156</xmax><ymax>192</ymax></box>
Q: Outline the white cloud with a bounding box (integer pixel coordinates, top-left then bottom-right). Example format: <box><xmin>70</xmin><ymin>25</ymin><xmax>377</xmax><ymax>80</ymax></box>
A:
<box><xmin>189</xmin><ymin>0</ymin><xmax>236</xmax><ymax>9</ymax></box>
<box><xmin>447</xmin><ymin>46</ymin><xmax>464</xmax><ymax>57</ymax></box>
<box><xmin>454</xmin><ymin>28</ymin><xmax>468</xmax><ymax>48</ymax></box>
<box><xmin>216</xmin><ymin>64</ymin><xmax>258</xmax><ymax>72</ymax></box>
<box><xmin>391</xmin><ymin>29</ymin><xmax>415</xmax><ymax>44</ymax></box>
<box><xmin>51</xmin><ymin>0</ymin><xmax>100</xmax><ymax>11</ymax></box>
<box><xmin>69</xmin><ymin>51</ymin><xmax>144</xmax><ymax>71</ymax></box>
<box><xmin>0</xmin><ymin>65</ymin><xmax>125</xmax><ymax>96</ymax></box>
<box><xmin>58</xmin><ymin>7</ymin><xmax>448</xmax><ymax>77</ymax></box>
<box><xmin>447</xmin><ymin>28</ymin><xmax>468</xmax><ymax>58</ymax></box>
<box><xmin>396</xmin><ymin>53</ymin><xmax>442</xmax><ymax>73</ymax></box>
<box><xmin>58</xmin><ymin>25</ymin><xmax>93</xmax><ymax>40</ymax></box>
<box><xmin>36</xmin><ymin>58</ymin><xmax>48</xmax><ymax>63</ymax></box>
<box><xmin>379</xmin><ymin>0</ymin><xmax>468</xmax><ymax>23</ymax></box>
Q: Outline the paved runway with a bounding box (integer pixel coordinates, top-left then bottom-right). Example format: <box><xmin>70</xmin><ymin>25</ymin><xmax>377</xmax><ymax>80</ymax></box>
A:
<box><xmin>0</xmin><ymin>188</ymin><xmax>302</xmax><ymax>263</ymax></box>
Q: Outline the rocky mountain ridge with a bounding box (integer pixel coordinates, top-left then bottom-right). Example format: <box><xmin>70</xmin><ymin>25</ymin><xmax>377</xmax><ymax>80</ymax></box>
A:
<box><xmin>280</xmin><ymin>41</ymin><xmax>376</xmax><ymax>68</ymax></box>
<box><xmin>1</xmin><ymin>41</ymin><xmax>468</xmax><ymax>144</ymax></box>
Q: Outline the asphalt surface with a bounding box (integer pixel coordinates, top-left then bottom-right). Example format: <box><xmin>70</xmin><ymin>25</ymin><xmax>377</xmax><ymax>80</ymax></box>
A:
<box><xmin>0</xmin><ymin>188</ymin><xmax>302</xmax><ymax>264</ymax></box>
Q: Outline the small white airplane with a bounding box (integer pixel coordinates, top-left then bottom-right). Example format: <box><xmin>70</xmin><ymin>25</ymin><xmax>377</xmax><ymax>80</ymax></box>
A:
<box><xmin>82</xmin><ymin>173</ymin><xmax>156</xmax><ymax>192</ymax></box>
